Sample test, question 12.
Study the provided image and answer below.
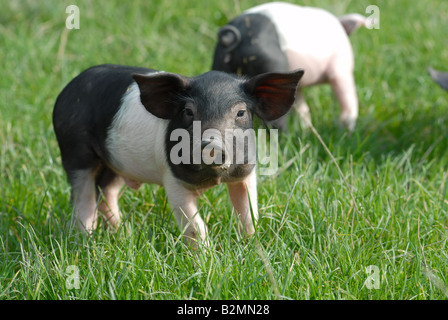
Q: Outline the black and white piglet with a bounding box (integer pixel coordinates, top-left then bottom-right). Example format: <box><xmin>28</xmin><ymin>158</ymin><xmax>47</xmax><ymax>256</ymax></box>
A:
<box><xmin>212</xmin><ymin>2</ymin><xmax>366</xmax><ymax>131</ymax></box>
<box><xmin>53</xmin><ymin>64</ymin><xmax>303</xmax><ymax>246</ymax></box>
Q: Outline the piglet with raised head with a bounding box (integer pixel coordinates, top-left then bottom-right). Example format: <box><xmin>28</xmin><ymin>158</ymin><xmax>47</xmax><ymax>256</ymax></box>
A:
<box><xmin>53</xmin><ymin>64</ymin><xmax>303</xmax><ymax>246</ymax></box>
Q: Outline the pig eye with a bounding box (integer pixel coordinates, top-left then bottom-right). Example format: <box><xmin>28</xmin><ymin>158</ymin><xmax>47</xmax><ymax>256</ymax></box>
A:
<box><xmin>237</xmin><ymin>110</ymin><xmax>246</xmax><ymax>117</ymax></box>
<box><xmin>184</xmin><ymin>108</ymin><xmax>194</xmax><ymax>117</ymax></box>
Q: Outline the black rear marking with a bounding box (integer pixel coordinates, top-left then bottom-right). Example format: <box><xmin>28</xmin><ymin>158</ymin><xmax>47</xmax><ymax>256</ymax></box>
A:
<box><xmin>53</xmin><ymin>64</ymin><xmax>156</xmax><ymax>173</ymax></box>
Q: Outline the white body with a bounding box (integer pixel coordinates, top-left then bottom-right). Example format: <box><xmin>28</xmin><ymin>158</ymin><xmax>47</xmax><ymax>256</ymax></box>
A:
<box><xmin>246</xmin><ymin>2</ymin><xmax>362</xmax><ymax>130</ymax></box>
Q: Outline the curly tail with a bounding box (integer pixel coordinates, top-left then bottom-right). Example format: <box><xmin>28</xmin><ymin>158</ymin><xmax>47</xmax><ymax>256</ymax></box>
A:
<box><xmin>338</xmin><ymin>13</ymin><xmax>367</xmax><ymax>35</ymax></box>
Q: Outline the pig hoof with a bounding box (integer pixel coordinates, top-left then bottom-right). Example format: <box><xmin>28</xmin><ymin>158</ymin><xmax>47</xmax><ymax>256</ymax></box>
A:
<box><xmin>240</xmin><ymin>223</ymin><xmax>256</xmax><ymax>237</ymax></box>
<box><xmin>340</xmin><ymin>115</ymin><xmax>357</xmax><ymax>132</ymax></box>
<box><xmin>184</xmin><ymin>235</ymin><xmax>209</xmax><ymax>250</ymax></box>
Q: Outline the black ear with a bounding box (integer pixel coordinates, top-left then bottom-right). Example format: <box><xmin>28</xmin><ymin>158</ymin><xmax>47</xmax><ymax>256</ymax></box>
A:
<box><xmin>244</xmin><ymin>69</ymin><xmax>304</xmax><ymax>121</ymax></box>
<box><xmin>132</xmin><ymin>72</ymin><xmax>190</xmax><ymax>119</ymax></box>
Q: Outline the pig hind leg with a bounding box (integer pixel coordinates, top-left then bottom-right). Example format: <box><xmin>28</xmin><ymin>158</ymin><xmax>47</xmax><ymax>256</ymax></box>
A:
<box><xmin>329</xmin><ymin>71</ymin><xmax>358</xmax><ymax>132</ymax></box>
<box><xmin>293</xmin><ymin>89</ymin><xmax>312</xmax><ymax>129</ymax></box>
<box><xmin>68</xmin><ymin>168</ymin><xmax>100</xmax><ymax>232</ymax></box>
<box><xmin>95</xmin><ymin>166</ymin><xmax>125</xmax><ymax>228</ymax></box>
<box><xmin>67</xmin><ymin>165</ymin><xmax>125</xmax><ymax>232</ymax></box>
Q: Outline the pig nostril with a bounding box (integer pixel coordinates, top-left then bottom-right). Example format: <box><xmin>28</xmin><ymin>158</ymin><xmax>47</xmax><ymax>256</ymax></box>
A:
<box><xmin>201</xmin><ymin>139</ymin><xmax>227</xmax><ymax>166</ymax></box>
<box><xmin>201</xmin><ymin>137</ymin><xmax>215</xmax><ymax>149</ymax></box>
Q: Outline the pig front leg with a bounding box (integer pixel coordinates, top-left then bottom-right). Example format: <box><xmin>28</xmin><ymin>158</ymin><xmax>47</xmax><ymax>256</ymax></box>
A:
<box><xmin>227</xmin><ymin>170</ymin><xmax>259</xmax><ymax>235</ymax></box>
<box><xmin>163</xmin><ymin>175</ymin><xmax>208</xmax><ymax>248</ymax></box>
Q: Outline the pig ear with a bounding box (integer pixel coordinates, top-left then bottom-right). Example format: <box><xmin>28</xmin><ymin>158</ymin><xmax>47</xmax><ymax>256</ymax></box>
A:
<box><xmin>132</xmin><ymin>72</ymin><xmax>190</xmax><ymax>119</ymax></box>
<box><xmin>244</xmin><ymin>69</ymin><xmax>304</xmax><ymax>121</ymax></box>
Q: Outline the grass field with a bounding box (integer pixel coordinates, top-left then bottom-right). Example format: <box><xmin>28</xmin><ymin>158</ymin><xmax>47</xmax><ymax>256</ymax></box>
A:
<box><xmin>1</xmin><ymin>0</ymin><xmax>448</xmax><ymax>300</ymax></box>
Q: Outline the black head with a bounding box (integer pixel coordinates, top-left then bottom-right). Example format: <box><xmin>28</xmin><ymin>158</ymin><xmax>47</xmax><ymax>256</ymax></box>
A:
<box><xmin>132</xmin><ymin>69</ymin><xmax>304</xmax><ymax>188</ymax></box>
<box><xmin>212</xmin><ymin>13</ymin><xmax>290</xmax><ymax>76</ymax></box>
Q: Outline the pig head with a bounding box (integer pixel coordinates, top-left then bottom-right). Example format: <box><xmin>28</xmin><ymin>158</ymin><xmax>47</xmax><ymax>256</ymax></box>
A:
<box><xmin>212</xmin><ymin>2</ymin><xmax>366</xmax><ymax>132</ymax></box>
<box><xmin>53</xmin><ymin>64</ymin><xmax>303</xmax><ymax>247</ymax></box>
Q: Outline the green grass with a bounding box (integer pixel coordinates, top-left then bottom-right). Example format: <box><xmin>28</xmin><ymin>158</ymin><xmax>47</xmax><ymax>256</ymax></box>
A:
<box><xmin>1</xmin><ymin>0</ymin><xmax>448</xmax><ymax>300</ymax></box>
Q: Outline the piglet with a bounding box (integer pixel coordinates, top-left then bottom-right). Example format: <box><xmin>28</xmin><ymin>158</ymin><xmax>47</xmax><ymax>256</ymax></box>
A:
<box><xmin>53</xmin><ymin>64</ymin><xmax>303</xmax><ymax>247</ymax></box>
<box><xmin>212</xmin><ymin>2</ymin><xmax>366</xmax><ymax>131</ymax></box>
